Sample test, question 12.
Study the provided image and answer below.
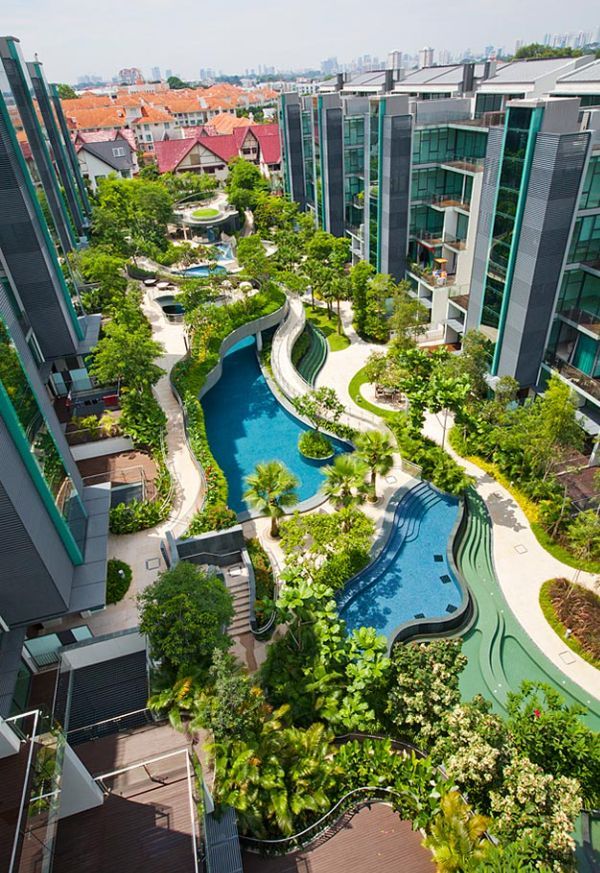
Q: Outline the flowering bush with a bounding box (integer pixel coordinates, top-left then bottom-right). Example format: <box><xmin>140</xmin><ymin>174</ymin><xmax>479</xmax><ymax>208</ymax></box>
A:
<box><xmin>490</xmin><ymin>756</ymin><xmax>581</xmax><ymax>871</ymax></box>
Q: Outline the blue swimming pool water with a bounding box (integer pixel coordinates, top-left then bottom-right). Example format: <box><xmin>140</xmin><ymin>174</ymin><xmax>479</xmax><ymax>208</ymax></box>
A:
<box><xmin>181</xmin><ymin>243</ymin><xmax>234</xmax><ymax>277</ymax></box>
<box><xmin>338</xmin><ymin>481</ymin><xmax>463</xmax><ymax>642</ymax></box>
<box><xmin>182</xmin><ymin>264</ymin><xmax>227</xmax><ymax>277</ymax></box>
<box><xmin>201</xmin><ymin>336</ymin><xmax>350</xmax><ymax>513</ymax></box>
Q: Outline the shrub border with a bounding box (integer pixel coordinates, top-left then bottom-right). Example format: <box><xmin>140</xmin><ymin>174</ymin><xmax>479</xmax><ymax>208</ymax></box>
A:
<box><xmin>539</xmin><ymin>579</ymin><xmax>600</xmax><ymax>671</ymax></box>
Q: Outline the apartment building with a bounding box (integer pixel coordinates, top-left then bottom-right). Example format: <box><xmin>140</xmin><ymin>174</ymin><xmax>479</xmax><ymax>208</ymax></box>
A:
<box><xmin>280</xmin><ymin>89</ymin><xmax>485</xmax><ymax>341</ymax></box>
<box><xmin>280</xmin><ymin>63</ymin><xmax>600</xmax><ymax>427</ymax></box>
<box><xmin>467</xmin><ymin>97</ymin><xmax>600</xmax><ymax>433</ymax></box>
<box><xmin>0</xmin><ymin>35</ymin><xmax>112</xmax><ymax>714</ymax></box>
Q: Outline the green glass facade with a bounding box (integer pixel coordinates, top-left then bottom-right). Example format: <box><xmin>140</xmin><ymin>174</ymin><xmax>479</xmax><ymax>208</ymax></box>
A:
<box><xmin>480</xmin><ymin>105</ymin><xmax>543</xmax><ymax>367</ymax></box>
<box><xmin>301</xmin><ymin>104</ymin><xmax>316</xmax><ymax>212</ymax></box>
<box><xmin>344</xmin><ymin>114</ymin><xmax>365</xmax><ymax>229</ymax></box>
<box><xmin>368</xmin><ymin>100</ymin><xmax>381</xmax><ymax>267</ymax></box>
<box><xmin>412</xmin><ymin>125</ymin><xmax>487</xmax><ymax>165</ymax></box>
<box><xmin>0</xmin><ymin>317</ymin><xmax>86</xmax><ymax>559</ymax></box>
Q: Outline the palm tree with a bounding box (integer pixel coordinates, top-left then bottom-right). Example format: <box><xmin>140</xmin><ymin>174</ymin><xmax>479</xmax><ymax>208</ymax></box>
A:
<box><xmin>356</xmin><ymin>430</ymin><xmax>394</xmax><ymax>501</ymax></box>
<box><xmin>322</xmin><ymin>454</ymin><xmax>369</xmax><ymax>516</ymax></box>
<box><xmin>422</xmin><ymin>790</ymin><xmax>491</xmax><ymax>873</ymax></box>
<box><xmin>244</xmin><ymin>461</ymin><xmax>299</xmax><ymax>537</ymax></box>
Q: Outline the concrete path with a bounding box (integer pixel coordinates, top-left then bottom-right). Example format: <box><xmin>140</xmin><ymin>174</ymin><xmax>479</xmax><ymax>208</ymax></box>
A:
<box><xmin>75</xmin><ymin>293</ymin><xmax>205</xmax><ymax>636</ymax></box>
<box><xmin>423</xmin><ymin>411</ymin><xmax>600</xmax><ymax>703</ymax></box>
<box><xmin>314</xmin><ymin>300</ymin><xmax>387</xmax><ymax>431</ymax></box>
<box><xmin>271</xmin><ymin>295</ymin><xmax>311</xmax><ymax>398</ymax></box>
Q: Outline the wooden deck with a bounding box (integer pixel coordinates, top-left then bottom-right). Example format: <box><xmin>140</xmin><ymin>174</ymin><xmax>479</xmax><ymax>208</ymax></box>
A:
<box><xmin>53</xmin><ymin>724</ymin><xmax>198</xmax><ymax>873</ymax></box>
<box><xmin>242</xmin><ymin>805</ymin><xmax>432</xmax><ymax>873</ymax></box>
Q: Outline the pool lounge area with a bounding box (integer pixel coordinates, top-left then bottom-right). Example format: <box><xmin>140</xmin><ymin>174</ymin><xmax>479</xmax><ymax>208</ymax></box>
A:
<box><xmin>201</xmin><ymin>335</ymin><xmax>350</xmax><ymax>514</ymax></box>
<box><xmin>338</xmin><ymin>481</ymin><xmax>467</xmax><ymax>646</ymax></box>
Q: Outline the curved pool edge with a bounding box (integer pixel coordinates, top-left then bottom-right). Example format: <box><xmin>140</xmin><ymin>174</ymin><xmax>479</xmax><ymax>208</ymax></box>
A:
<box><xmin>168</xmin><ymin>299</ymin><xmax>289</xmax><ymax>518</ymax></box>
<box><xmin>338</xmin><ymin>480</ymin><xmax>474</xmax><ymax>653</ymax></box>
<box><xmin>232</xmin><ymin>343</ymin><xmax>354</xmax><ymax>522</ymax></box>
<box><xmin>390</xmin><ymin>492</ymin><xmax>475</xmax><ymax>648</ymax></box>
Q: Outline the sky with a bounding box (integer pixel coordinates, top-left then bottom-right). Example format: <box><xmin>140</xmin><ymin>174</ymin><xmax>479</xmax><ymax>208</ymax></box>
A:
<box><xmin>3</xmin><ymin>0</ymin><xmax>599</xmax><ymax>82</ymax></box>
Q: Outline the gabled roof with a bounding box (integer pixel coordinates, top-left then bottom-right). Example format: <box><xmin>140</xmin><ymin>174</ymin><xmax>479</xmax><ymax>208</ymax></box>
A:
<box><xmin>484</xmin><ymin>57</ymin><xmax>589</xmax><ymax>85</ymax></box>
<box><xmin>557</xmin><ymin>59</ymin><xmax>600</xmax><ymax>84</ymax></box>
<box><xmin>130</xmin><ymin>105</ymin><xmax>173</xmax><ymax>124</ymax></box>
<box><xmin>73</xmin><ymin>128</ymin><xmax>137</xmax><ymax>153</ymax></box>
<box><xmin>78</xmin><ymin>139</ymin><xmax>135</xmax><ymax>171</ymax></box>
<box><xmin>64</xmin><ymin>106</ymin><xmax>128</xmax><ymax>129</ymax></box>
<box><xmin>155</xmin><ymin>137</ymin><xmax>198</xmax><ymax>173</ymax></box>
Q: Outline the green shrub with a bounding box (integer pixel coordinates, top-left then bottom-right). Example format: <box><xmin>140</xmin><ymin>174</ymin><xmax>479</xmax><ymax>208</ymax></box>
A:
<box><xmin>185</xmin><ymin>503</ymin><xmax>238</xmax><ymax>537</ymax></box>
<box><xmin>109</xmin><ymin>498</ymin><xmax>167</xmax><ymax>533</ymax></box>
<box><xmin>291</xmin><ymin>327</ymin><xmax>310</xmax><ymax>368</ymax></box>
<box><xmin>127</xmin><ymin>262</ymin><xmax>156</xmax><ymax>280</ymax></box>
<box><xmin>182</xmin><ymin>391</ymin><xmax>228</xmax><ymax>506</ymax></box>
<box><xmin>246</xmin><ymin>538</ymin><xmax>275</xmax><ymax>626</ymax></box>
<box><xmin>298</xmin><ymin>429</ymin><xmax>333</xmax><ymax>459</ymax></box>
<box><xmin>119</xmin><ymin>390</ymin><xmax>167</xmax><ymax>451</ymax></box>
<box><xmin>391</xmin><ymin>419</ymin><xmax>472</xmax><ymax>495</ymax></box>
<box><xmin>106</xmin><ymin>558</ymin><xmax>132</xmax><ymax>603</ymax></box>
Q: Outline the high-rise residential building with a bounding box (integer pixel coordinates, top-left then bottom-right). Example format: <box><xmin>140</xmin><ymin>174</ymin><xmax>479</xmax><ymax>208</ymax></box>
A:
<box><xmin>418</xmin><ymin>47</ymin><xmax>434</xmax><ymax>69</ymax></box>
<box><xmin>280</xmin><ymin>56</ymin><xmax>600</xmax><ymax>417</ymax></box>
<box><xmin>0</xmin><ymin>34</ymin><xmax>109</xmax><ymax>714</ymax></box>
<box><xmin>467</xmin><ymin>95</ymin><xmax>600</xmax><ymax>431</ymax></box>
<box><xmin>150</xmin><ymin>65</ymin><xmax>161</xmax><ymax>81</ymax></box>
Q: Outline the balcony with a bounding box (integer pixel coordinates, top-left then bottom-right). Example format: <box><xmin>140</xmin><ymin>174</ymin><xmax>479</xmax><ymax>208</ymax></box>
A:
<box><xmin>440</xmin><ymin>156</ymin><xmax>484</xmax><ymax>175</ymax></box>
<box><xmin>443</xmin><ymin>233</ymin><xmax>468</xmax><ymax>251</ymax></box>
<box><xmin>545</xmin><ymin>353</ymin><xmax>600</xmax><ymax>403</ymax></box>
<box><xmin>410</xmin><ymin>229</ymin><xmax>444</xmax><ymax>248</ymax></box>
<box><xmin>557</xmin><ymin>306</ymin><xmax>600</xmax><ymax>338</ymax></box>
<box><xmin>407</xmin><ymin>263</ymin><xmax>461</xmax><ymax>291</ymax></box>
<box><xmin>430</xmin><ymin>194</ymin><xmax>470</xmax><ymax>212</ymax></box>
<box><xmin>448</xmin><ymin>291</ymin><xmax>470</xmax><ymax>312</ymax></box>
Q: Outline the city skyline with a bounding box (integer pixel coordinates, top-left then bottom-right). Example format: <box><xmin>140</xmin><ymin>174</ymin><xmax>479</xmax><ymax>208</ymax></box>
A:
<box><xmin>3</xmin><ymin>0</ymin><xmax>599</xmax><ymax>82</ymax></box>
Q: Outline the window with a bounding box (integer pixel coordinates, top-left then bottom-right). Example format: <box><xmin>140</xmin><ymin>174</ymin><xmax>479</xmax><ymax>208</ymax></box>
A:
<box><xmin>112</xmin><ymin>147</ymin><xmax>125</xmax><ymax>157</ymax></box>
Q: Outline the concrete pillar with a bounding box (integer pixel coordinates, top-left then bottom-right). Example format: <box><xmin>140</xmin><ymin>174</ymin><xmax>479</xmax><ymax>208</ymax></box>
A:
<box><xmin>256</xmin><ymin>331</ymin><xmax>263</xmax><ymax>351</ymax></box>
<box><xmin>0</xmin><ymin>720</ymin><xmax>20</xmax><ymax>758</ymax></box>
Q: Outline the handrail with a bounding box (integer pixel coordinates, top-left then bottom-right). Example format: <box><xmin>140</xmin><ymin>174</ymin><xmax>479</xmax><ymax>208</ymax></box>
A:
<box><xmin>240</xmin><ymin>786</ymin><xmax>404</xmax><ymax>853</ymax></box>
<box><xmin>66</xmin><ymin>707</ymin><xmax>152</xmax><ymax>738</ymax></box>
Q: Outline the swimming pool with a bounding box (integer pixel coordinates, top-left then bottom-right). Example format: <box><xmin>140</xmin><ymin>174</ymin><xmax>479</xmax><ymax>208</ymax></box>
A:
<box><xmin>181</xmin><ymin>243</ymin><xmax>234</xmax><ymax>277</ymax></box>
<box><xmin>338</xmin><ymin>481</ymin><xmax>464</xmax><ymax>644</ymax></box>
<box><xmin>201</xmin><ymin>335</ymin><xmax>350</xmax><ymax>513</ymax></box>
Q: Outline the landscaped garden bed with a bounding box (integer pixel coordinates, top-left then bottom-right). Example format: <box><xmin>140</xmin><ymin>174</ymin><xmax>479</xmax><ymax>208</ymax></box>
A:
<box><xmin>540</xmin><ymin>578</ymin><xmax>600</xmax><ymax>668</ymax></box>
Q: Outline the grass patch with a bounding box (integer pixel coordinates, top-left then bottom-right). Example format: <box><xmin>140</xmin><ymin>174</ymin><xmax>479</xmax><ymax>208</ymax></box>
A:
<box><xmin>192</xmin><ymin>207</ymin><xmax>220</xmax><ymax>219</ymax></box>
<box><xmin>539</xmin><ymin>579</ymin><xmax>600</xmax><ymax>669</ymax></box>
<box><xmin>348</xmin><ymin>365</ymin><xmax>405</xmax><ymax>424</ymax></box>
<box><xmin>304</xmin><ymin>304</ymin><xmax>350</xmax><ymax>351</ymax></box>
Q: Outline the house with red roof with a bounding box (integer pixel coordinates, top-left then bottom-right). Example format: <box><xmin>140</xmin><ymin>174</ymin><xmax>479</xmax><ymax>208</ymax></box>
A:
<box><xmin>154</xmin><ymin>123</ymin><xmax>281</xmax><ymax>185</ymax></box>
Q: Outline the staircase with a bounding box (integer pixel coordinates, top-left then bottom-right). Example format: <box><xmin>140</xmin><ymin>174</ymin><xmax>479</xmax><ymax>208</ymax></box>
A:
<box><xmin>225</xmin><ymin>565</ymin><xmax>252</xmax><ymax>636</ymax></box>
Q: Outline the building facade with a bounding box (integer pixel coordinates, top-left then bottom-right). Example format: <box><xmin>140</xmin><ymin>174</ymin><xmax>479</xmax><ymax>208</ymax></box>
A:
<box><xmin>0</xmin><ymin>36</ymin><xmax>109</xmax><ymax>717</ymax></box>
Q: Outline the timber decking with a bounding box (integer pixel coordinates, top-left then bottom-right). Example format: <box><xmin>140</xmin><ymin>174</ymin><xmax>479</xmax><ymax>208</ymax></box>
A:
<box><xmin>241</xmin><ymin>804</ymin><xmax>432</xmax><ymax>873</ymax></box>
<box><xmin>52</xmin><ymin>724</ymin><xmax>198</xmax><ymax>873</ymax></box>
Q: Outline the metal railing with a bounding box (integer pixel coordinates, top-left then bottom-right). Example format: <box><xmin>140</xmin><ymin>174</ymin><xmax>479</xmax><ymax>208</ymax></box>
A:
<box><xmin>66</xmin><ymin>707</ymin><xmax>154</xmax><ymax>742</ymax></box>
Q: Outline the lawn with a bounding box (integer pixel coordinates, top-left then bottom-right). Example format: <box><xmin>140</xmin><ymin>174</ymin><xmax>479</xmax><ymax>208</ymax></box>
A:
<box><xmin>192</xmin><ymin>207</ymin><xmax>220</xmax><ymax>219</ymax></box>
<box><xmin>348</xmin><ymin>365</ymin><xmax>405</xmax><ymax>423</ymax></box>
<box><xmin>304</xmin><ymin>304</ymin><xmax>350</xmax><ymax>351</ymax></box>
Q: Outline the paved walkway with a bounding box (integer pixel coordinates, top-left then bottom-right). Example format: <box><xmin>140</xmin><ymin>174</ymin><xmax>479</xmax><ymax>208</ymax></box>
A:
<box><xmin>74</xmin><ymin>293</ymin><xmax>205</xmax><ymax>636</ymax></box>
<box><xmin>271</xmin><ymin>295</ymin><xmax>310</xmax><ymax>398</ymax></box>
<box><xmin>423</xmin><ymin>411</ymin><xmax>600</xmax><ymax>703</ymax></box>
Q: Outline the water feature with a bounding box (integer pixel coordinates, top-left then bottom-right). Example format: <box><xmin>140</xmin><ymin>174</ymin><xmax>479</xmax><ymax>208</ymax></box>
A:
<box><xmin>338</xmin><ymin>481</ymin><xmax>464</xmax><ymax>643</ymax></box>
<box><xmin>201</xmin><ymin>335</ymin><xmax>350</xmax><ymax>513</ymax></box>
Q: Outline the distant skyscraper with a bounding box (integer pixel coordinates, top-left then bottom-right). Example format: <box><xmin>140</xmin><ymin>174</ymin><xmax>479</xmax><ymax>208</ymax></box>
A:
<box><xmin>321</xmin><ymin>57</ymin><xmax>338</xmax><ymax>76</ymax></box>
<box><xmin>438</xmin><ymin>49</ymin><xmax>451</xmax><ymax>66</ymax></box>
<box><xmin>515</xmin><ymin>39</ymin><xmax>524</xmax><ymax>53</ymax></box>
<box><xmin>165</xmin><ymin>68</ymin><xmax>173</xmax><ymax>79</ymax></box>
<box><xmin>151</xmin><ymin>66</ymin><xmax>160</xmax><ymax>81</ymax></box>
<box><xmin>386</xmin><ymin>49</ymin><xmax>402</xmax><ymax>70</ymax></box>
<box><xmin>418</xmin><ymin>47</ymin><xmax>434</xmax><ymax>68</ymax></box>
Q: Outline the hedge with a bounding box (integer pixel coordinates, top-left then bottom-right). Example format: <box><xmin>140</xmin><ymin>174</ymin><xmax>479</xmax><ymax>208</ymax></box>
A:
<box><xmin>106</xmin><ymin>558</ymin><xmax>133</xmax><ymax>603</ymax></box>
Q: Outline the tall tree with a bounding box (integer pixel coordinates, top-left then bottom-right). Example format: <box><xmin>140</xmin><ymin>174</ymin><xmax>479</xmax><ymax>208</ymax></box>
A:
<box><xmin>137</xmin><ymin>562</ymin><xmax>233</xmax><ymax>675</ymax></box>
<box><xmin>355</xmin><ymin>430</ymin><xmax>394</xmax><ymax>499</ymax></box>
<box><xmin>350</xmin><ymin>260</ymin><xmax>376</xmax><ymax>335</ymax></box>
<box><xmin>226</xmin><ymin>157</ymin><xmax>268</xmax><ymax>212</ymax></box>
<box><xmin>389</xmin><ymin>280</ymin><xmax>429</xmax><ymax>351</ymax></box>
<box><xmin>244</xmin><ymin>461</ymin><xmax>299</xmax><ymax>536</ymax></box>
<box><xmin>322</xmin><ymin>455</ymin><xmax>369</xmax><ymax>514</ymax></box>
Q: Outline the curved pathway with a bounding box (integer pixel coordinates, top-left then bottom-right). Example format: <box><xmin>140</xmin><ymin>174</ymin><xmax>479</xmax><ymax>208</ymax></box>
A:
<box><xmin>77</xmin><ymin>292</ymin><xmax>205</xmax><ymax>635</ymax></box>
<box><xmin>423</xmin><ymin>411</ymin><xmax>600</xmax><ymax>707</ymax></box>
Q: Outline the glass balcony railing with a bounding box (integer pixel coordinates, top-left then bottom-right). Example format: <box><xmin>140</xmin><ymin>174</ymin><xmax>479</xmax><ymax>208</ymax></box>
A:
<box><xmin>545</xmin><ymin>352</ymin><xmax>600</xmax><ymax>402</ymax></box>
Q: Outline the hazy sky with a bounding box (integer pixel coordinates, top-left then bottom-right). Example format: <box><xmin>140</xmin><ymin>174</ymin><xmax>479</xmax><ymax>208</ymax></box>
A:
<box><xmin>3</xmin><ymin>0</ymin><xmax>599</xmax><ymax>81</ymax></box>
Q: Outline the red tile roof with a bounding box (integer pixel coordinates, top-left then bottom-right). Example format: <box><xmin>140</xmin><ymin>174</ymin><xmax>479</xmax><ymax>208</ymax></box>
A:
<box><xmin>154</xmin><ymin>122</ymin><xmax>281</xmax><ymax>172</ymax></box>
<box><xmin>72</xmin><ymin>128</ymin><xmax>137</xmax><ymax>152</ymax></box>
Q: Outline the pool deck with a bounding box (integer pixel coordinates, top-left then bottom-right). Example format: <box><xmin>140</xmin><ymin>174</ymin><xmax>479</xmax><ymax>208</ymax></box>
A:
<box><xmin>422</xmin><ymin>411</ymin><xmax>600</xmax><ymax>706</ymax></box>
